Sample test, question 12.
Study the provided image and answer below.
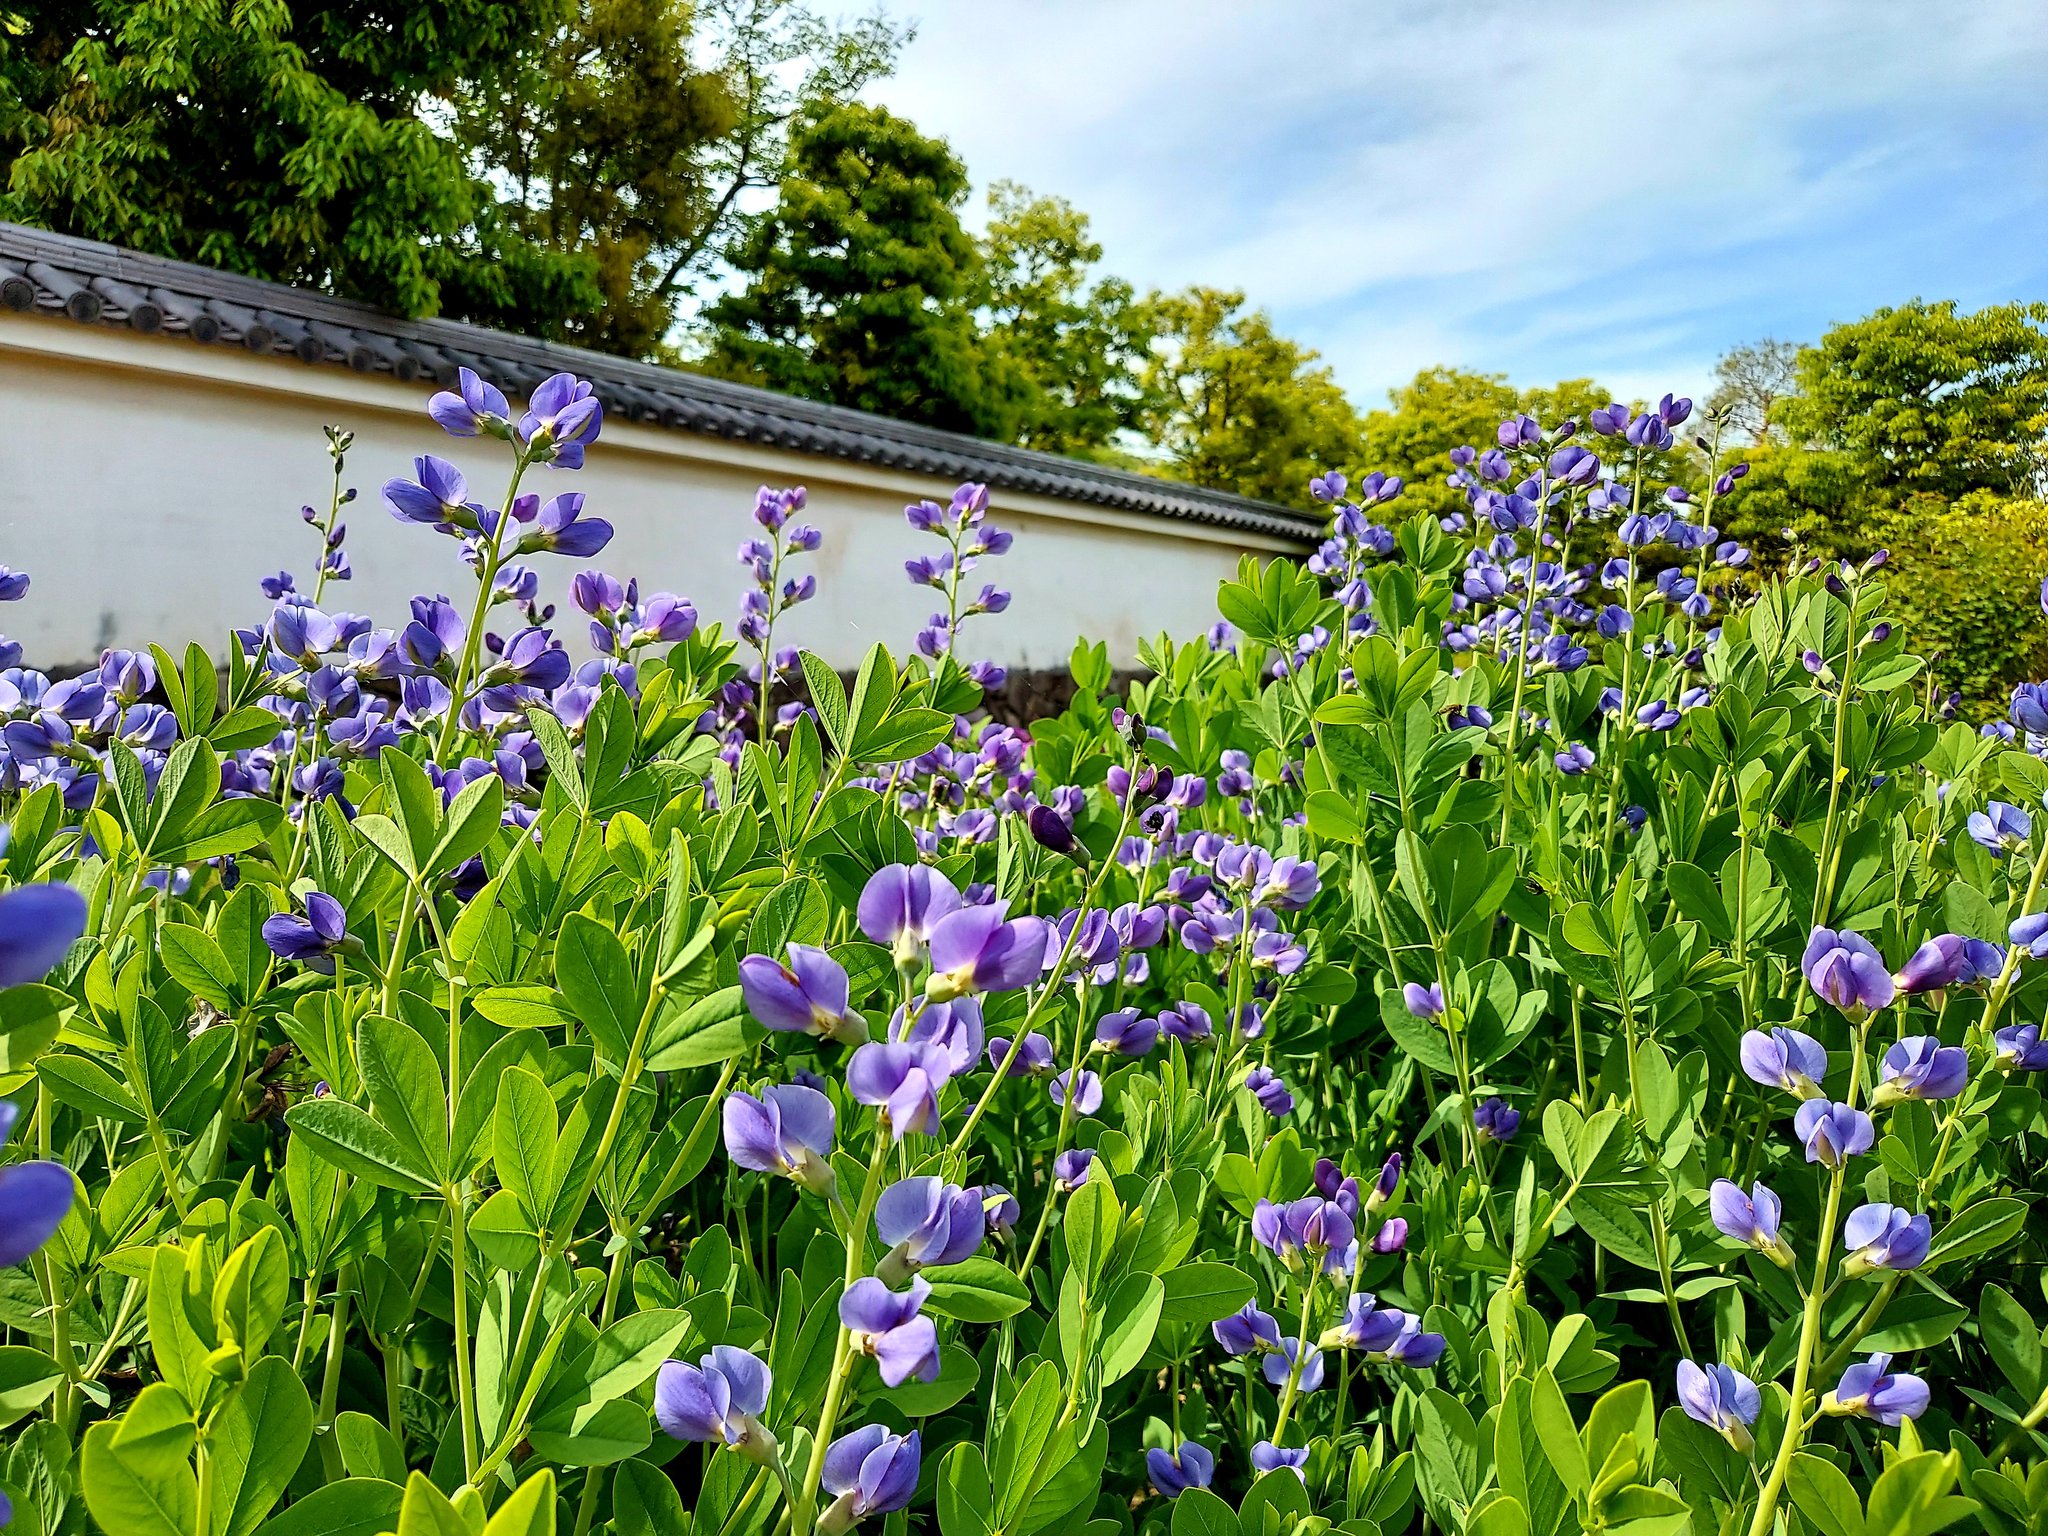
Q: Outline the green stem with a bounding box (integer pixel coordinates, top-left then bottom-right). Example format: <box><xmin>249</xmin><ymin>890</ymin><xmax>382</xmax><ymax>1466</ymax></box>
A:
<box><xmin>1746</xmin><ymin>1160</ymin><xmax>1848</xmax><ymax>1536</ymax></box>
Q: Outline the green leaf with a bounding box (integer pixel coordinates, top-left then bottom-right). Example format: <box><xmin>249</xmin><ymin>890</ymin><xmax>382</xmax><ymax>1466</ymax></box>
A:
<box><xmin>612</xmin><ymin>1463</ymin><xmax>687</xmax><ymax>1536</ymax></box>
<box><xmin>801</xmin><ymin>651</ymin><xmax>851</xmax><ymax>757</ymax></box>
<box><xmin>1063</xmin><ymin>1179</ymin><xmax>1119</xmax><ymax>1291</ymax></box>
<box><xmin>38</xmin><ymin>1053</ymin><xmax>146</xmax><ymax>1123</ymax></box>
<box><xmin>646</xmin><ymin>986</ymin><xmax>754</xmax><ymax>1072</ymax></box>
<box><xmin>0</xmin><ymin>1346</ymin><xmax>61</xmax><ymax>1429</ymax></box>
<box><xmin>492</xmin><ymin>1067</ymin><xmax>558</xmax><ymax>1218</ymax></box>
<box><xmin>254</xmin><ymin>1478</ymin><xmax>404</xmax><ymax>1536</ymax></box>
<box><xmin>208</xmin><ymin>1355</ymin><xmax>314</xmax><ymax>1536</ymax></box>
<box><xmin>357</xmin><ymin>1015</ymin><xmax>448</xmax><ymax>1183</ymax></box>
<box><xmin>554</xmin><ymin>912</ymin><xmax>641</xmax><ymax>1062</ymax></box>
<box><xmin>1169</xmin><ymin>1487</ymin><xmax>1236</xmax><ymax>1536</ymax></box>
<box><xmin>159</xmin><ymin>924</ymin><xmax>240</xmax><ymax>1010</ymax></box>
<box><xmin>1097</xmin><ymin>1273</ymin><xmax>1163</xmax><ymax>1383</ymax></box>
<box><xmin>0</xmin><ymin>984</ymin><xmax>71</xmax><ymax>1074</ymax></box>
<box><xmin>1981</xmin><ymin>1284</ymin><xmax>2044</xmax><ymax>1400</ymax></box>
<box><xmin>158</xmin><ymin>797</ymin><xmax>282</xmax><ymax>865</ymax></box>
<box><xmin>283</xmin><ymin>1099</ymin><xmax>436</xmax><ymax>1192</ymax></box>
<box><xmin>81</xmin><ymin>1417</ymin><xmax>197</xmax><ymax>1536</ymax></box>
<box><xmin>922</xmin><ymin>1258</ymin><xmax>1032</xmax><ymax>1323</ymax></box>
<box><xmin>1789</xmin><ymin>1453</ymin><xmax>1866</xmax><ymax>1536</ymax></box>
<box><xmin>1158</xmin><ymin>1261</ymin><xmax>1254</xmax><ymax>1325</ymax></box>
<box><xmin>1927</xmin><ymin>1197</ymin><xmax>2027</xmax><ymax>1268</ymax></box>
<box><xmin>938</xmin><ymin>1442</ymin><xmax>996</xmax><ymax>1536</ymax></box>
<box><xmin>1865</xmin><ymin>1451</ymin><xmax>1974</xmax><ymax>1536</ymax></box>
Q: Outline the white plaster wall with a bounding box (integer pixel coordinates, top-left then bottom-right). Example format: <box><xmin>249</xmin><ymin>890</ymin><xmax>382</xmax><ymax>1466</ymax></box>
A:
<box><xmin>0</xmin><ymin>318</ymin><xmax>1293</xmax><ymax>671</ymax></box>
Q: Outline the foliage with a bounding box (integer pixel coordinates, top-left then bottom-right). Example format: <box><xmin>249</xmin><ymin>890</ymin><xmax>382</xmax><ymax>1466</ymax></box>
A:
<box><xmin>980</xmin><ymin>183</ymin><xmax>1157</xmax><ymax>460</ymax></box>
<box><xmin>1708</xmin><ymin>338</ymin><xmax>1802</xmax><ymax>445</ymax></box>
<box><xmin>445</xmin><ymin>0</ymin><xmax>902</xmax><ymax>355</ymax></box>
<box><xmin>1136</xmin><ymin>288</ymin><xmax>1363</xmax><ymax>504</ymax></box>
<box><xmin>0</xmin><ymin>0</ymin><xmax>530</xmax><ymax>314</ymax></box>
<box><xmin>7</xmin><ymin>354</ymin><xmax>2048</xmax><ymax>1536</ymax></box>
<box><xmin>701</xmin><ymin>101</ymin><xmax>1028</xmax><ymax>438</ymax></box>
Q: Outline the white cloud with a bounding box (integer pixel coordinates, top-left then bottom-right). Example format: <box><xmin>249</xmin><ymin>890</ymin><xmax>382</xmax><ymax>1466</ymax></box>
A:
<box><xmin>832</xmin><ymin>0</ymin><xmax>2048</xmax><ymax>403</ymax></box>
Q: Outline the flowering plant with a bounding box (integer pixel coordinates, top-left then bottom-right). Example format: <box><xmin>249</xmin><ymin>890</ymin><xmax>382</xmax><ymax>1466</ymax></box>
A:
<box><xmin>0</xmin><ymin>379</ymin><xmax>2040</xmax><ymax>1536</ymax></box>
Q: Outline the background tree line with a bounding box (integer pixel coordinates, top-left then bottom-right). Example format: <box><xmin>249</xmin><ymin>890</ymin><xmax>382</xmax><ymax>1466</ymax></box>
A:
<box><xmin>5</xmin><ymin>1</ymin><xmax>2046</xmax><ymax>703</ymax></box>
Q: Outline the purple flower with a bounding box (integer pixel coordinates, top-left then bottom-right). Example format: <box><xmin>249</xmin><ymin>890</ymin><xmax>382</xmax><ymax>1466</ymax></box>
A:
<box><xmin>0</xmin><ymin>567</ymin><xmax>29</xmax><ymax>601</ymax></box>
<box><xmin>1969</xmin><ymin>801</ymin><xmax>2032</xmax><ymax>854</ymax></box>
<box><xmin>1802</xmin><ymin>927</ymin><xmax>1895</xmax><ymax>1017</ymax></box>
<box><xmin>1263</xmin><ymin>1337</ymin><xmax>1325</xmax><ymax>1390</ymax></box>
<box><xmin>1027</xmin><ymin>803</ymin><xmax>1084</xmax><ymax>863</ymax></box>
<box><xmin>1473</xmin><ymin>1097</ymin><xmax>1519</xmax><ymax>1142</ymax></box>
<box><xmin>1244</xmin><ymin>1066</ymin><xmax>1294</xmax><ymax>1117</ymax></box>
<box><xmin>1053</xmin><ymin>1148</ymin><xmax>1095</xmax><ymax>1190</ymax></box>
<box><xmin>516</xmin><ymin>372</ymin><xmax>603</xmax><ymax>468</ymax></box>
<box><xmin>983</xmin><ymin>1186</ymin><xmax>1019</xmax><ymax>1239</ymax></box>
<box><xmin>1841</xmin><ymin>1203</ymin><xmax>1931</xmax><ymax>1277</ymax></box>
<box><xmin>988</xmin><ymin>1032</ymin><xmax>1055</xmax><ymax>1077</ymax></box>
<box><xmin>1676</xmin><ymin>1360</ymin><xmax>1760</xmax><ymax>1451</ymax></box>
<box><xmin>1402</xmin><ymin>982</ymin><xmax>1444</xmax><ymax>1020</ymax></box>
<box><xmin>841</xmin><ymin>1276</ymin><xmax>940</xmax><ymax>1386</ymax></box>
<box><xmin>897</xmin><ymin>997</ymin><xmax>983</xmax><ymax>1076</ymax></box>
<box><xmin>819</xmin><ymin>1426</ymin><xmax>920</xmax><ymax>1530</ymax></box>
<box><xmin>1994</xmin><ymin>1023</ymin><xmax>2048</xmax><ymax>1071</ymax></box>
<box><xmin>1793</xmin><ymin>1100</ymin><xmax>1875</xmax><ymax>1167</ymax></box>
<box><xmin>261</xmin><ymin>891</ymin><xmax>351</xmax><ymax>972</ymax></box>
<box><xmin>874</xmin><ymin>1177</ymin><xmax>983</xmax><ymax>1284</ymax></box>
<box><xmin>0</xmin><ymin>883</ymin><xmax>86</xmax><ymax>987</ymax></box>
<box><xmin>846</xmin><ymin>1042</ymin><xmax>954</xmax><ymax>1140</ymax></box>
<box><xmin>723</xmin><ymin>1084</ymin><xmax>835</xmax><ymax>1193</ymax></box>
<box><xmin>1738</xmin><ymin>1026</ymin><xmax>1829</xmax><ymax>1097</ymax></box>
<box><xmin>1321</xmin><ymin>1293</ymin><xmax>1405</xmax><ymax>1352</ymax></box>
<box><xmin>1250</xmin><ymin>1443</ymin><xmax>1308</xmax><ymax>1483</ymax></box>
<box><xmin>428</xmin><ymin>367</ymin><xmax>512</xmax><ymax>439</ymax></box>
<box><xmin>1371</xmin><ymin>1218</ymin><xmax>1408</xmax><ymax>1255</ymax></box>
<box><xmin>1555</xmin><ymin>744</ymin><xmax>1596</xmax><ymax>775</ymax></box>
<box><xmin>1093</xmin><ymin>1008</ymin><xmax>1159</xmax><ymax>1057</ymax></box>
<box><xmin>1050</xmin><ymin>1068</ymin><xmax>1104</xmax><ymax>1117</ymax></box>
<box><xmin>1213</xmin><ymin>1301</ymin><xmax>1282</xmax><ymax>1356</ymax></box>
<box><xmin>0</xmin><ymin>1101</ymin><xmax>74</xmax><ymax>1266</ymax></box>
<box><xmin>2013</xmin><ymin>912</ymin><xmax>2048</xmax><ymax>958</ymax></box>
<box><xmin>654</xmin><ymin>1346</ymin><xmax>774</xmax><ymax>1458</ymax></box>
<box><xmin>1146</xmin><ymin>1442</ymin><xmax>1215</xmax><ymax>1499</ymax></box>
<box><xmin>1825</xmin><ymin>1354</ymin><xmax>1929</xmax><ymax>1425</ymax></box>
<box><xmin>1378</xmin><ymin>1314</ymin><xmax>1447</xmax><ymax>1367</ymax></box>
<box><xmin>1709</xmin><ymin>1179</ymin><xmax>1792</xmax><ymax>1266</ymax></box>
<box><xmin>1252</xmin><ymin>1197</ymin><xmax>1353</xmax><ymax>1273</ymax></box>
<box><xmin>858</xmin><ymin>864</ymin><xmax>963</xmax><ymax>965</ymax></box>
<box><xmin>1893</xmin><ymin>934</ymin><xmax>1974</xmax><ymax>994</ymax></box>
<box><xmin>738</xmin><ymin>944</ymin><xmax>867</xmax><ymax>1045</ymax></box>
<box><xmin>1368</xmin><ymin>1152</ymin><xmax>1402</xmax><ymax>1211</ymax></box>
<box><xmin>518</xmin><ymin>492</ymin><xmax>613</xmax><ymax>558</ymax></box>
<box><xmin>384</xmin><ymin>455</ymin><xmax>483</xmax><ymax>528</ymax></box>
<box><xmin>1872</xmin><ymin>1036</ymin><xmax>1968</xmax><ymax>1106</ymax></box>
<box><xmin>926</xmin><ymin>904</ymin><xmax>1052</xmax><ymax>1000</ymax></box>
<box><xmin>1159</xmin><ymin>1002</ymin><xmax>1213</xmax><ymax>1045</ymax></box>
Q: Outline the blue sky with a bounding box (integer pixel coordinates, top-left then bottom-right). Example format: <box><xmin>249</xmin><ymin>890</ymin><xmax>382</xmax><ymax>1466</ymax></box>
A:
<box><xmin>833</xmin><ymin>0</ymin><xmax>2048</xmax><ymax>409</ymax></box>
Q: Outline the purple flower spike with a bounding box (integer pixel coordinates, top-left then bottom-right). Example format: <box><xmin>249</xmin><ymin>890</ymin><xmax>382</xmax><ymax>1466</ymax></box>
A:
<box><xmin>1872</xmin><ymin>1036</ymin><xmax>1968</xmax><ymax>1106</ymax></box>
<box><xmin>654</xmin><ymin>1346</ymin><xmax>775</xmax><ymax>1460</ymax></box>
<box><xmin>1147</xmin><ymin>1442</ymin><xmax>1216</xmax><ymax>1499</ymax></box>
<box><xmin>819</xmin><ymin>1426</ymin><xmax>921</xmax><ymax>1532</ymax></box>
<box><xmin>841</xmin><ymin>1276</ymin><xmax>940</xmax><ymax>1386</ymax></box>
<box><xmin>1402</xmin><ymin>982</ymin><xmax>1445</xmax><ymax>1020</ymax></box>
<box><xmin>926</xmin><ymin>903</ymin><xmax>1052</xmax><ymax>1000</ymax></box>
<box><xmin>738</xmin><ymin>944</ymin><xmax>868</xmax><ymax>1045</ymax></box>
<box><xmin>857</xmin><ymin>864</ymin><xmax>964</xmax><ymax>965</ymax></box>
<box><xmin>1801</xmin><ymin>927</ymin><xmax>1895</xmax><ymax>1017</ymax></box>
<box><xmin>874</xmin><ymin>1177</ymin><xmax>984</xmax><ymax>1284</ymax></box>
<box><xmin>1250</xmin><ymin>1442</ymin><xmax>1309</xmax><ymax>1483</ymax></box>
<box><xmin>846</xmin><ymin>1042</ymin><xmax>954</xmax><ymax>1141</ymax></box>
<box><xmin>1825</xmin><ymin>1354</ymin><xmax>1929</xmax><ymax>1425</ymax></box>
<box><xmin>1708</xmin><ymin>1179</ymin><xmax>1792</xmax><ymax>1266</ymax></box>
<box><xmin>0</xmin><ymin>1101</ymin><xmax>75</xmax><ymax>1266</ymax></box>
<box><xmin>722</xmin><ymin>1083</ymin><xmax>835</xmax><ymax>1194</ymax></box>
<box><xmin>0</xmin><ymin>883</ymin><xmax>87</xmax><ymax>987</ymax></box>
<box><xmin>1841</xmin><ymin>1203</ymin><xmax>1932</xmax><ymax>1277</ymax></box>
<box><xmin>1676</xmin><ymin>1360</ymin><xmax>1761</xmax><ymax>1451</ymax></box>
<box><xmin>1738</xmin><ymin>1026</ymin><xmax>1828</xmax><ymax>1098</ymax></box>
<box><xmin>1793</xmin><ymin>1099</ymin><xmax>1875</xmax><ymax>1167</ymax></box>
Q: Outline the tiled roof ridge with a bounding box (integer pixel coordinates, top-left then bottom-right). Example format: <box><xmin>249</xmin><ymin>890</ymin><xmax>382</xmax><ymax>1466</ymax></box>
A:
<box><xmin>0</xmin><ymin>221</ymin><xmax>1321</xmax><ymax>545</ymax></box>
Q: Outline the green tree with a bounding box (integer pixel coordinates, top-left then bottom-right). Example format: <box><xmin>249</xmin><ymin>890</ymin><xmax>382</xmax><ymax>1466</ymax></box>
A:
<box><xmin>447</xmin><ymin>0</ymin><xmax>901</xmax><ymax>355</ymax></box>
<box><xmin>979</xmin><ymin>182</ymin><xmax>1156</xmax><ymax>459</ymax></box>
<box><xmin>700</xmin><ymin>100</ymin><xmax>1027</xmax><ymax>437</ymax></box>
<box><xmin>1708</xmin><ymin>337</ymin><xmax>1802</xmax><ymax>444</ymax></box>
<box><xmin>1138</xmin><ymin>288</ymin><xmax>1362</xmax><ymax>504</ymax></box>
<box><xmin>0</xmin><ymin>0</ymin><xmax>532</xmax><ymax>314</ymax></box>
